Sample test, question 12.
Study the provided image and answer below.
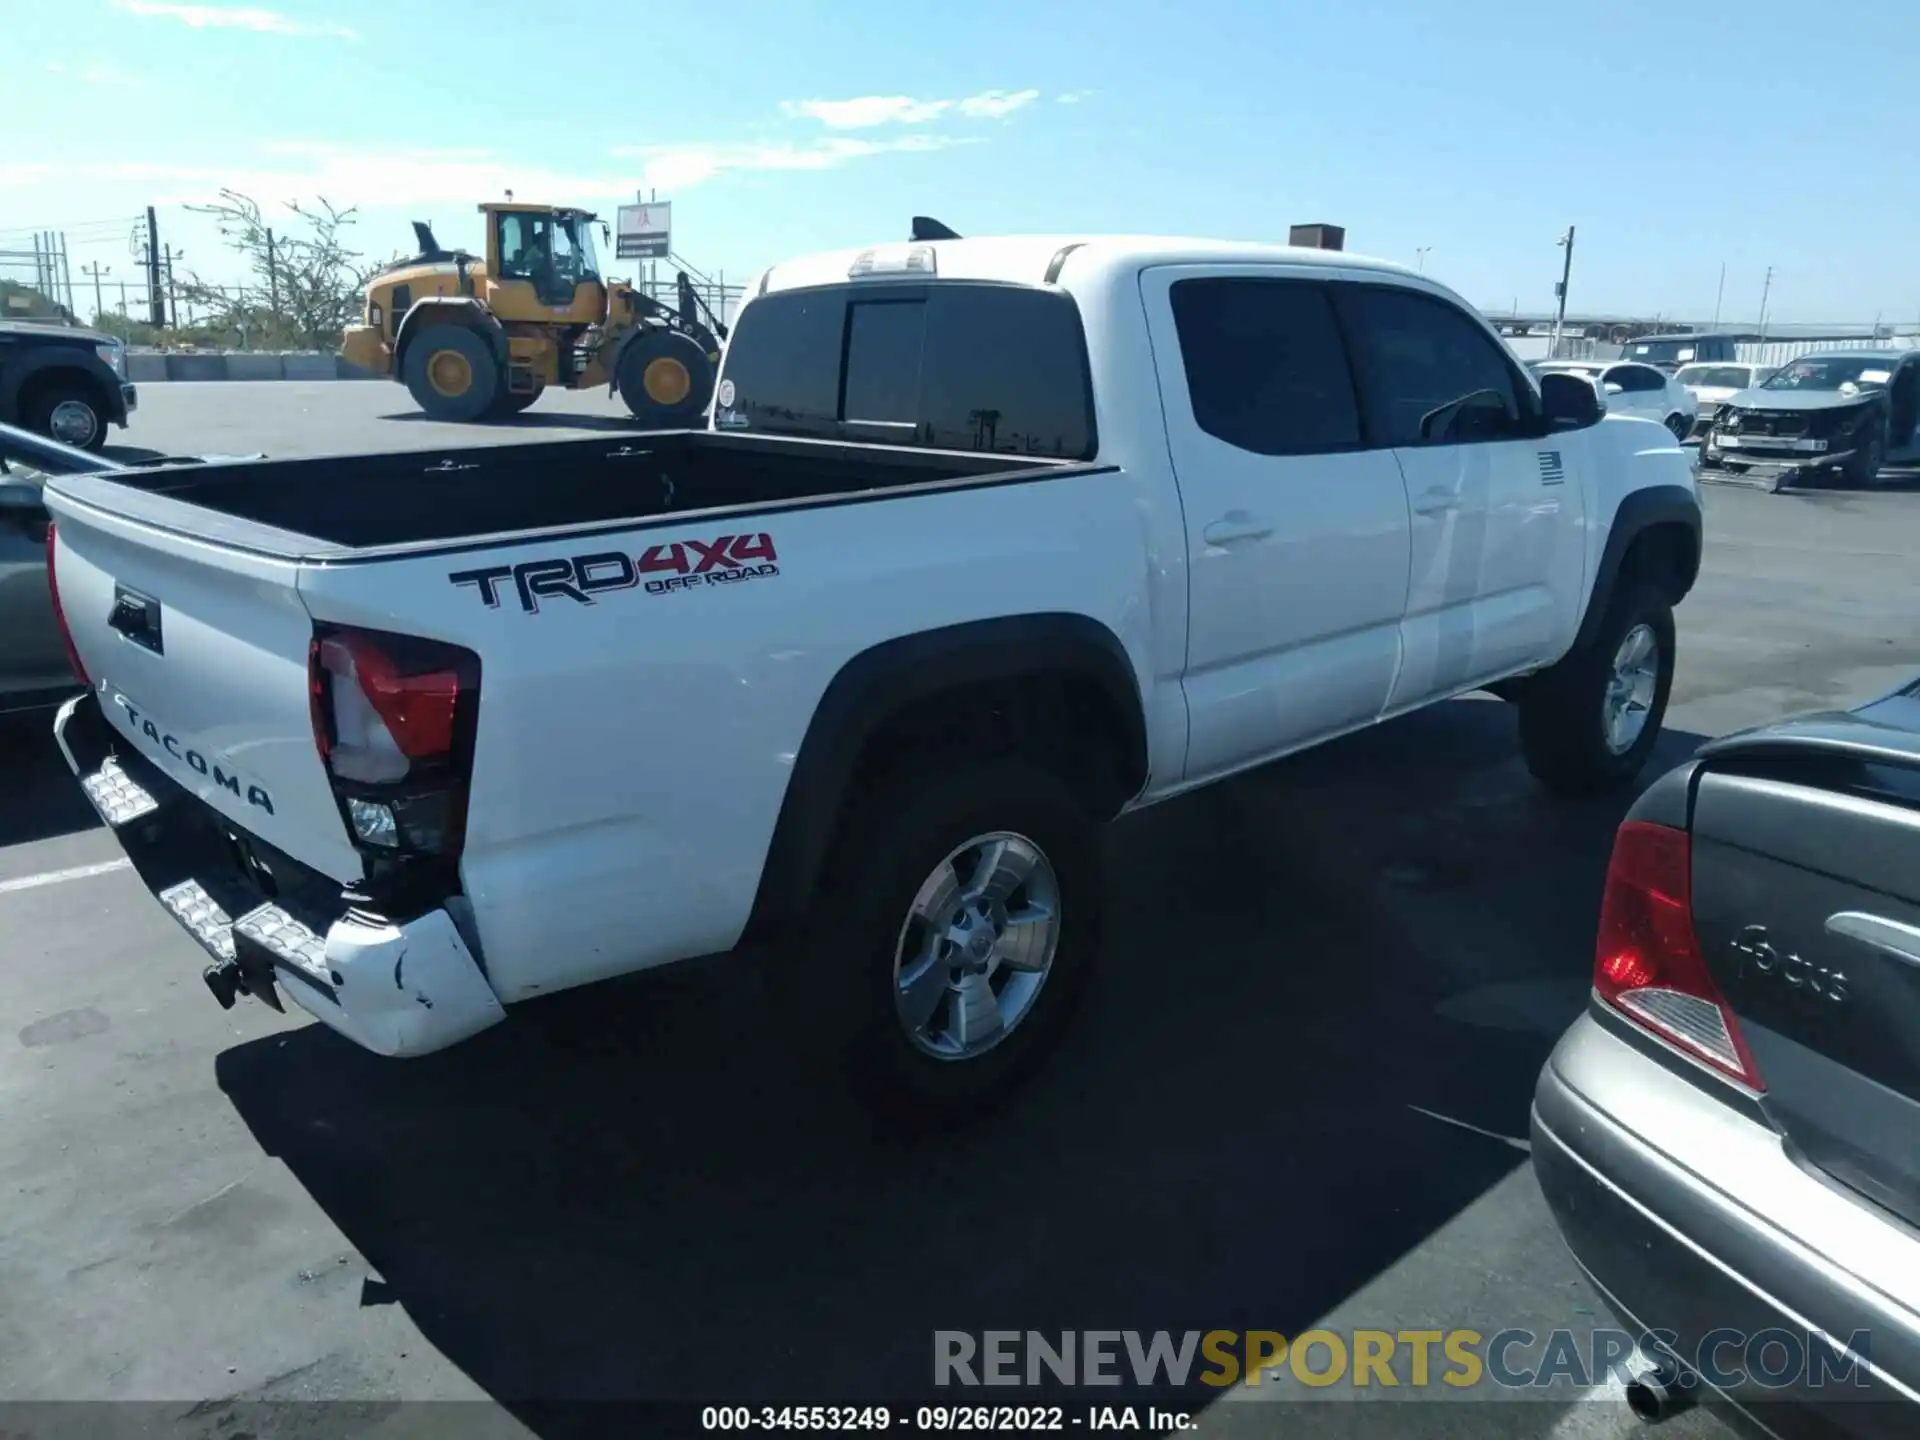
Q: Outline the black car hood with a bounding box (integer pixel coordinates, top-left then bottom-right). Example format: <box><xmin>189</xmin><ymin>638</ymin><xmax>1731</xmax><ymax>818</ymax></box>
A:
<box><xmin>1725</xmin><ymin>387</ymin><xmax>1880</xmax><ymax>411</ymax></box>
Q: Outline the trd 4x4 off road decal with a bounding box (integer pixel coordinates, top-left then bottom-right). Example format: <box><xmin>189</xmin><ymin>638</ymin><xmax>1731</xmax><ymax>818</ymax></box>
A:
<box><xmin>450</xmin><ymin>532</ymin><xmax>780</xmax><ymax>613</ymax></box>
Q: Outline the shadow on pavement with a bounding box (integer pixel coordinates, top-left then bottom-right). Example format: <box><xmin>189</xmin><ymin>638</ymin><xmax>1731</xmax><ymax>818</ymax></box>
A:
<box><xmin>214</xmin><ymin>697</ymin><xmax>1709</xmax><ymax>1433</ymax></box>
<box><xmin>0</xmin><ymin>706</ymin><xmax>99</xmax><ymax>847</ymax></box>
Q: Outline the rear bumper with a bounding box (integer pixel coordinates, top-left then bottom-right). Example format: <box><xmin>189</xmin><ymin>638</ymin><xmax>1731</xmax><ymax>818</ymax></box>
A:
<box><xmin>1532</xmin><ymin>1010</ymin><xmax>1920</xmax><ymax>1438</ymax></box>
<box><xmin>53</xmin><ymin>690</ymin><xmax>504</xmax><ymax>1057</ymax></box>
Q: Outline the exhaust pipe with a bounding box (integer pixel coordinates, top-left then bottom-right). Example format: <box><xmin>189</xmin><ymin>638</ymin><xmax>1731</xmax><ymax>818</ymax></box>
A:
<box><xmin>1623</xmin><ymin>1349</ymin><xmax>1696</xmax><ymax>1424</ymax></box>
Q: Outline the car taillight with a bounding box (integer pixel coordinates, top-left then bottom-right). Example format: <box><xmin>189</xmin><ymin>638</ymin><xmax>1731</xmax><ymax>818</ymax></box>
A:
<box><xmin>1593</xmin><ymin>820</ymin><xmax>1763</xmax><ymax>1089</ymax></box>
<box><xmin>308</xmin><ymin>623</ymin><xmax>480</xmax><ymax>859</ymax></box>
<box><xmin>45</xmin><ymin>521</ymin><xmax>91</xmax><ymax>687</ymax></box>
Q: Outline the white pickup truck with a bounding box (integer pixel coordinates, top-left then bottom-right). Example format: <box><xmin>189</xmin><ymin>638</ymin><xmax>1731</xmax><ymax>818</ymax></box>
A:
<box><xmin>45</xmin><ymin>233</ymin><xmax>1701</xmax><ymax>1120</ymax></box>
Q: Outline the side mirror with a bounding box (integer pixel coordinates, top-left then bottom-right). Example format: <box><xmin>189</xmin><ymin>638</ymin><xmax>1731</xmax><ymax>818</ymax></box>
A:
<box><xmin>1539</xmin><ymin>371</ymin><xmax>1604</xmax><ymax>431</ymax></box>
<box><xmin>1602</xmin><ymin>381</ymin><xmax>1624</xmax><ymax>396</ymax></box>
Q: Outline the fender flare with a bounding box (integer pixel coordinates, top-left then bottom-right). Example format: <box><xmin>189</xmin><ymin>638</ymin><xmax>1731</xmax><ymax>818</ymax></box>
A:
<box><xmin>1574</xmin><ymin>484</ymin><xmax>1703</xmax><ymax>654</ymax></box>
<box><xmin>739</xmin><ymin>613</ymin><xmax>1149</xmax><ymax>945</ymax></box>
<box><xmin>392</xmin><ymin>298</ymin><xmax>508</xmax><ymax>377</ymax></box>
<box><xmin>0</xmin><ymin>348</ymin><xmax>123</xmax><ymax>426</ymax></box>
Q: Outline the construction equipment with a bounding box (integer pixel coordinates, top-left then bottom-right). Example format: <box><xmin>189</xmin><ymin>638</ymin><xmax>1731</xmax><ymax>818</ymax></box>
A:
<box><xmin>340</xmin><ymin>203</ymin><xmax>727</xmax><ymax>427</ymax></box>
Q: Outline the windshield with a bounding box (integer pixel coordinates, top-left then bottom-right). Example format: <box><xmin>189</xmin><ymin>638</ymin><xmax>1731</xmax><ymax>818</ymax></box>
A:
<box><xmin>1761</xmin><ymin>358</ymin><xmax>1891</xmax><ymax>392</ymax></box>
<box><xmin>1676</xmin><ymin>365</ymin><xmax>1752</xmax><ymax>389</ymax></box>
<box><xmin>563</xmin><ymin>213</ymin><xmax>602</xmax><ymax>282</ymax></box>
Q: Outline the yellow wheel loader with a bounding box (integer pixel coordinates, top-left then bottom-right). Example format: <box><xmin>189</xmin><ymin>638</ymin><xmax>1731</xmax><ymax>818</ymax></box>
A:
<box><xmin>340</xmin><ymin>203</ymin><xmax>727</xmax><ymax>428</ymax></box>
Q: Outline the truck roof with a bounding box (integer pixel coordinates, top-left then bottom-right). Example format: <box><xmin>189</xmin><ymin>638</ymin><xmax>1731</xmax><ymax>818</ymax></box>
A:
<box><xmin>755</xmin><ymin>234</ymin><xmax>1420</xmax><ymax>296</ymax></box>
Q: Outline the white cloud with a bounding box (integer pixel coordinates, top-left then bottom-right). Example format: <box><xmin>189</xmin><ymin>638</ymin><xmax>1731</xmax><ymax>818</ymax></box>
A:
<box><xmin>0</xmin><ymin>132</ymin><xmax>973</xmax><ymax>212</ymax></box>
<box><xmin>782</xmin><ymin>96</ymin><xmax>953</xmax><ymax>129</ymax></box>
<box><xmin>110</xmin><ymin>1</ymin><xmax>358</xmax><ymax>40</ymax></box>
<box><xmin>619</xmin><ymin>134</ymin><xmax>968</xmax><ymax>191</ymax></box>
<box><xmin>1056</xmin><ymin>89</ymin><xmax>1095</xmax><ymax>105</ymax></box>
<box><xmin>46</xmin><ymin>59</ymin><xmax>139</xmax><ymax>86</ymax></box>
<box><xmin>956</xmin><ymin>88</ymin><xmax>1040</xmax><ymax>119</ymax></box>
<box><xmin>782</xmin><ymin>88</ymin><xmax>1041</xmax><ymax>128</ymax></box>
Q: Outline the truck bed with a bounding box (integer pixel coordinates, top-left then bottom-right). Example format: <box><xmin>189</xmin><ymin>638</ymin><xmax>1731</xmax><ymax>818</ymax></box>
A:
<box><xmin>47</xmin><ymin>430</ymin><xmax>1070</xmax><ymax>558</ymax></box>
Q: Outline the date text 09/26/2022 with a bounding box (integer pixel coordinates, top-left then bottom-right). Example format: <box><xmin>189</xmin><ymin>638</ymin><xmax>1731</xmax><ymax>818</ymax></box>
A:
<box><xmin>700</xmin><ymin>1406</ymin><xmax>1193</xmax><ymax>1433</ymax></box>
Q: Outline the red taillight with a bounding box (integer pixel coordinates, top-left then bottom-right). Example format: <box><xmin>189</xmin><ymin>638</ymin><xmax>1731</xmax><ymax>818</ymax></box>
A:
<box><xmin>45</xmin><ymin>521</ymin><xmax>92</xmax><ymax>688</ymax></box>
<box><xmin>1594</xmin><ymin>820</ymin><xmax>1763</xmax><ymax>1089</ymax></box>
<box><xmin>307</xmin><ymin>623</ymin><xmax>479</xmax><ymax>859</ymax></box>
<box><xmin>319</xmin><ymin>631</ymin><xmax>460</xmax><ymax>760</ymax></box>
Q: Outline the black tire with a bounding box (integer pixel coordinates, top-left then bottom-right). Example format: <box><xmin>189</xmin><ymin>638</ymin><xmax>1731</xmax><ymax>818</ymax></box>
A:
<box><xmin>1518</xmin><ymin>583</ymin><xmax>1675</xmax><ymax>796</ymax></box>
<box><xmin>1844</xmin><ymin>425</ymin><xmax>1886</xmax><ymax>489</ymax></box>
<box><xmin>402</xmin><ymin>324</ymin><xmax>499</xmax><ymax>422</ymax></box>
<box><xmin>616</xmin><ymin>329</ymin><xmax>714</xmax><ymax>429</ymax></box>
<box><xmin>808</xmin><ymin>758</ymin><xmax>1102</xmax><ymax>1129</ymax></box>
<box><xmin>1664</xmin><ymin>413</ymin><xmax>1690</xmax><ymax>442</ymax></box>
<box><xmin>23</xmin><ymin>377</ymin><xmax>107</xmax><ymax>451</ymax></box>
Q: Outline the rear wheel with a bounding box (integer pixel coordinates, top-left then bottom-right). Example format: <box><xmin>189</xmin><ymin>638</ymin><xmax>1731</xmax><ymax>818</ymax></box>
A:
<box><xmin>403</xmin><ymin>324</ymin><xmax>500</xmax><ymax>422</ymax></box>
<box><xmin>24</xmin><ymin>377</ymin><xmax>107</xmax><ymax>451</ymax></box>
<box><xmin>616</xmin><ymin>329</ymin><xmax>714</xmax><ymax>429</ymax></box>
<box><xmin>1664</xmin><ymin>412</ymin><xmax>1690</xmax><ymax>441</ymax></box>
<box><xmin>808</xmin><ymin>758</ymin><xmax>1102</xmax><ymax>1128</ymax></box>
<box><xmin>1519</xmin><ymin>583</ymin><xmax>1675</xmax><ymax>795</ymax></box>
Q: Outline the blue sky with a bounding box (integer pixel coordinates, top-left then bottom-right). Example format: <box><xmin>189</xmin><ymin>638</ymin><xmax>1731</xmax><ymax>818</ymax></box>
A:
<box><xmin>3</xmin><ymin>0</ymin><xmax>1916</xmax><ymax>325</ymax></box>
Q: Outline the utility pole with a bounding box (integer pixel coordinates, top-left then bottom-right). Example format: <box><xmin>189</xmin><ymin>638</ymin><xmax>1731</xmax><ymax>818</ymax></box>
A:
<box><xmin>266</xmin><ymin>228</ymin><xmax>279</xmax><ymax>317</ymax></box>
<box><xmin>31</xmin><ymin>234</ymin><xmax>46</xmax><ymax>296</ymax></box>
<box><xmin>1551</xmin><ymin>225</ymin><xmax>1576</xmax><ymax>354</ymax></box>
<box><xmin>1757</xmin><ymin>265</ymin><xmax>1774</xmax><ymax>339</ymax></box>
<box><xmin>1416</xmin><ymin>246</ymin><xmax>1432</xmax><ymax>273</ymax></box>
<box><xmin>59</xmin><ymin>232</ymin><xmax>76</xmax><ymax>316</ymax></box>
<box><xmin>1711</xmin><ymin>261</ymin><xmax>1726</xmax><ymax>332</ymax></box>
<box><xmin>82</xmin><ymin>262</ymin><xmax>109</xmax><ymax>325</ymax></box>
<box><xmin>163</xmin><ymin>243</ymin><xmax>178</xmax><ymax>329</ymax></box>
<box><xmin>145</xmin><ymin>207</ymin><xmax>164</xmax><ymax>327</ymax></box>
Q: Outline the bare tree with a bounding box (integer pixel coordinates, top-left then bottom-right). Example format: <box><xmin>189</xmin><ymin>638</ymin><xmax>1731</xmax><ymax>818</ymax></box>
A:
<box><xmin>177</xmin><ymin>189</ymin><xmax>387</xmax><ymax>350</ymax></box>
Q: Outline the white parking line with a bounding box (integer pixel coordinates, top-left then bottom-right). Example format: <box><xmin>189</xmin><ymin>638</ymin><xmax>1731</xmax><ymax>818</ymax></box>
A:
<box><xmin>0</xmin><ymin>858</ymin><xmax>132</xmax><ymax>896</ymax></box>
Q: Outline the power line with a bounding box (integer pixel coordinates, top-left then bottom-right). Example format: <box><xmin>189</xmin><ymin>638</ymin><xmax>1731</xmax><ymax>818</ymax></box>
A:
<box><xmin>0</xmin><ymin>216</ymin><xmax>141</xmax><ymax>239</ymax></box>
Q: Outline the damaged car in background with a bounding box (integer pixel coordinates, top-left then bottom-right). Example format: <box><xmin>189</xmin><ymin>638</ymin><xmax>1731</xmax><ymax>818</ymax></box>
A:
<box><xmin>1701</xmin><ymin>350</ymin><xmax>1920</xmax><ymax>490</ymax></box>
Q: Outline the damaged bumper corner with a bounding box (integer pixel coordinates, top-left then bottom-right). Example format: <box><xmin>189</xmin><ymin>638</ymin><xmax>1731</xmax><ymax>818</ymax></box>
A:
<box><xmin>54</xmin><ymin>692</ymin><xmax>505</xmax><ymax>1058</ymax></box>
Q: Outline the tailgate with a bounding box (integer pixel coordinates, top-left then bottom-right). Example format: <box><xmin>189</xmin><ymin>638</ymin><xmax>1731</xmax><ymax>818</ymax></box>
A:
<box><xmin>1690</xmin><ymin>708</ymin><xmax>1920</xmax><ymax>1230</ymax></box>
<box><xmin>47</xmin><ymin>490</ymin><xmax>362</xmax><ymax>883</ymax></box>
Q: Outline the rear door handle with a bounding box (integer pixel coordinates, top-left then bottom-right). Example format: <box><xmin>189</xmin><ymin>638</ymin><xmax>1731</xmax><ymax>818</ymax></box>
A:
<box><xmin>1202</xmin><ymin>512</ymin><xmax>1274</xmax><ymax>546</ymax></box>
<box><xmin>1412</xmin><ymin>487</ymin><xmax>1462</xmax><ymax>515</ymax></box>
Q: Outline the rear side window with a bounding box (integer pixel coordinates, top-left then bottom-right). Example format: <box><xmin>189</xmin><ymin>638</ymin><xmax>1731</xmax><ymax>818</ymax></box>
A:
<box><xmin>716</xmin><ymin>282</ymin><xmax>1095</xmax><ymax>459</ymax></box>
<box><xmin>1607</xmin><ymin>365</ymin><xmax>1666</xmax><ymax>393</ymax></box>
<box><xmin>1168</xmin><ymin>278</ymin><xmax>1360</xmax><ymax>455</ymax></box>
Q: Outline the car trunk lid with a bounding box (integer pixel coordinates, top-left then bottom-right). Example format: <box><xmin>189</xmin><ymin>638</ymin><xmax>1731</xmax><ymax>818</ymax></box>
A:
<box><xmin>1690</xmin><ymin>693</ymin><xmax>1920</xmax><ymax>1229</ymax></box>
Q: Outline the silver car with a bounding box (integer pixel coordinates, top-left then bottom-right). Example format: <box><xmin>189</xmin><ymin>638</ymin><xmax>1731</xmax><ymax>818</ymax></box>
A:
<box><xmin>1533</xmin><ymin>681</ymin><xmax>1920</xmax><ymax>1435</ymax></box>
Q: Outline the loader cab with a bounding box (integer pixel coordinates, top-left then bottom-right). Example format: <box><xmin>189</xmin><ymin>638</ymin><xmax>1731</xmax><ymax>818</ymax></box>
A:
<box><xmin>481</xmin><ymin>204</ymin><xmax>605</xmax><ymax>322</ymax></box>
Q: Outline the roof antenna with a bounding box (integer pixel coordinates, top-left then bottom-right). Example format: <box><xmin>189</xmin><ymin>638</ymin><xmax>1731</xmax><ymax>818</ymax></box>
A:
<box><xmin>910</xmin><ymin>216</ymin><xmax>961</xmax><ymax>242</ymax></box>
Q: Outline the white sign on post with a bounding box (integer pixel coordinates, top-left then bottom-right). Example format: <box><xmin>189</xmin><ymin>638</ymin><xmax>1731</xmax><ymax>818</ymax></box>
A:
<box><xmin>616</xmin><ymin>202</ymin><xmax>671</xmax><ymax>260</ymax></box>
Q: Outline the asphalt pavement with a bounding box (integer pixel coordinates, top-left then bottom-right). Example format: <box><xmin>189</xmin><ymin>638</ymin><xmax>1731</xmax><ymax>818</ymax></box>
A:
<box><xmin>4</xmin><ymin>383</ymin><xmax>1919</xmax><ymax>1439</ymax></box>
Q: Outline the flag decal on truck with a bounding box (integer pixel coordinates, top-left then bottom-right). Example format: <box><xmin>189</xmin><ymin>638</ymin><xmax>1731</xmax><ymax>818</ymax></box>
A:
<box><xmin>449</xmin><ymin>532</ymin><xmax>781</xmax><ymax>613</ymax></box>
<box><xmin>1537</xmin><ymin>451</ymin><xmax>1566</xmax><ymax>486</ymax></box>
